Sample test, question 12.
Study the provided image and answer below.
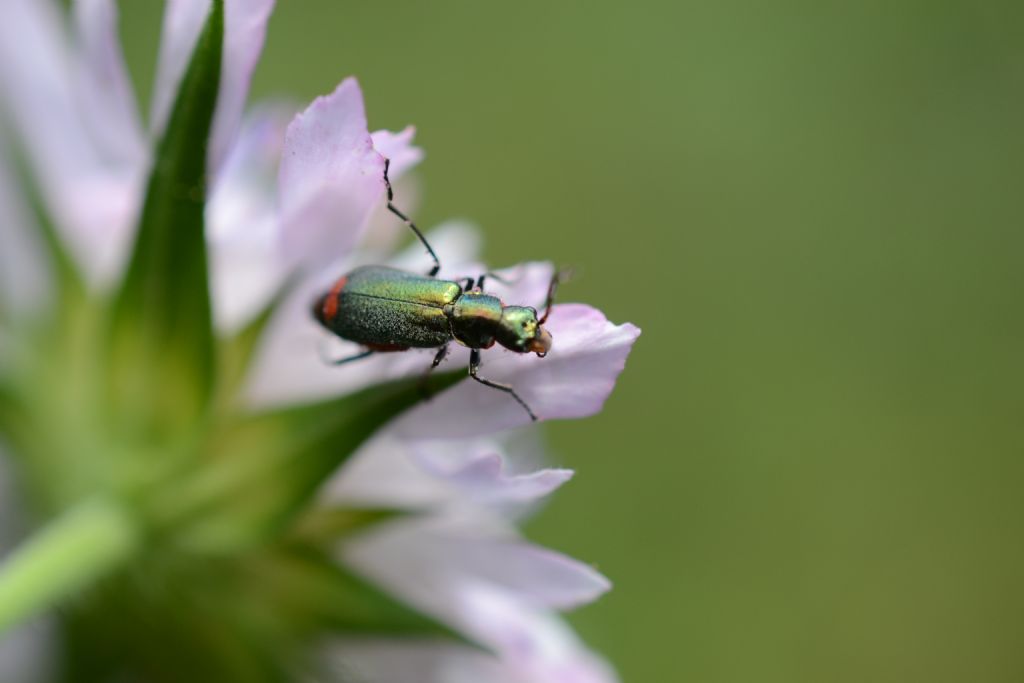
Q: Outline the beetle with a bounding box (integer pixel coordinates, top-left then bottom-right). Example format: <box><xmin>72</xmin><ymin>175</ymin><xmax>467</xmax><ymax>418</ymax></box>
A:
<box><xmin>312</xmin><ymin>159</ymin><xmax>559</xmax><ymax>421</ymax></box>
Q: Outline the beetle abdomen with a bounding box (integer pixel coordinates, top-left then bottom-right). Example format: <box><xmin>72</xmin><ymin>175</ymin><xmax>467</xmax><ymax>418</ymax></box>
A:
<box><xmin>322</xmin><ymin>266</ymin><xmax>461</xmax><ymax>349</ymax></box>
<box><xmin>333</xmin><ymin>294</ymin><xmax>452</xmax><ymax>348</ymax></box>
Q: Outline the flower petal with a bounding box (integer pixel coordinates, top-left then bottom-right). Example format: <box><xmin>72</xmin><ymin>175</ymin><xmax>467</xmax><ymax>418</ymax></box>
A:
<box><xmin>0</xmin><ymin>0</ymin><xmax>95</xmax><ymax>190</ymax></box>
<box><xmin>151</xmin><ymin>0</ymin><xmax>275</xmax><ymax>174</ymax></box>
<box><xmin>72</xmin><ymin>0</ymin><xmax>147</xmax><ymax>169</ymax></box>
<box><xmin>0</xmin><ymin>0</ymin><xmax>142</xmax><ymax>286</ymax></box>
<box><xmin>457</xmin><ymin>585</ymin><xmax>618</xmax><ymax>680</ymax></box>
<box><xmin>344</xmin><ymin>518</ymin><xmax>611</xmax><ymax>614</ymax></box>
<box><xmin>483</xmin><ymin>261</ymin><xmax>557</xmax><ymax>309</ymax></box>
<box><xmin>208</xmin><ymin>105</ymin><xmax>293</xmax><ymax>331</ymax></box>
<box><xmin>393</xmin><ymin>304</ymin><xmax>641</xmax><ymax>437</ymax></box>
<box><xmin>324</xmin><ymin>427</ymin><xmax>568</xmax><ymax>511</ymax></box>
<box><xmin>0</xmin><ymin>135</ymin><xmax>52</xmax><ymax>315</ymax></box>
<box><xmin>213</xmin><ymin>0</ymin><xmax>276</xmax><ymax>171</ymax></box>
<box><xmin>277</xmin><ymin>78</ymin><xmax>387</xmax><ymax>269</ymax></box>
<box><xmin>339</xmin><ymin>521</ymin><xmax>617</xmax><ymax>679</ymax></box>
<box><xmin>0</xmin><ymin>618</ymin><xmax>52</xmax><ymax>683</ymax></box>
<box><xmin>410</xmin><ymin>438</ymin><xmax>574</xmax><ymax>505</ymax></box>
<box><xmin>326</xmin><ymin>592</ymin><xmax>620</xmax><ymax>683</ymax></box>
<box><xmin>322</xmin><ymin>433</ymin><xmax>459</xmax><ymax>510</ymax></box>
<box><xmin>150</xmin><ymin>0</ymin><xmax>209</xmax><ymax>136</ymax></box>
<box><xmin>371</xmin><ymin>126</ymin><xmax>424</xmax><ymax>179</ymax></box>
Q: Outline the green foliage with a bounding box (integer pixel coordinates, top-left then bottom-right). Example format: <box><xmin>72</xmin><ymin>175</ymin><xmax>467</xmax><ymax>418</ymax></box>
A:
<box><xmin>107</xmin><ymin>0</ymin><xmax>223</xmax><ymax>441</ymax></box>
<box><xmin>57</xmin><ymin>522</ymin><xmax>465</xmax><ymax>682</ymax></box>
<box><xmin>7</xmin><ymin>139</ymin><xmax>82</xmax><ymax>300</ymax></box>
<box><xmin>150</xmin><ymin>372</ymin><xmax>463</xmax><ymax>550</ymax></box>
<box><xmin>0</xmin><ymin>1</ymin><xmax>481</xmax><ymax>673</ymax></box>
<box><xmin>0</xmin><ymin>499</ymin><xmax>136</xmax><ymax>634</ymax></box>
<box><xmin>256</xmin><ymin>546</ymin><xmax>463</xmax><ymax>641</ymax></box>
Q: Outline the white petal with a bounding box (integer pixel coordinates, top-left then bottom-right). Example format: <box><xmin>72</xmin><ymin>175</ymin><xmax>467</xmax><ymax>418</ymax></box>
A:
<box><xmin>359</xmin><ymin>173</ymin><xmax>423</xmax><ymax>252</ymax></box>
<box><xmin>150</xmin><ymin>0</ymin><xmax>210</xmax><ymax>138</ymax></box>
<box><xmin>0</xmin><ymin>0</ymin><xmax>142</xmax><ymax>286</ymax></box>
<box><xmin>322</xmin><ymin>640</ymin><xmax>475</xmax><ymax>683</ymax></box>
<box><xmin>323</xmin><ymin>427</ymin><xmax>567</xmax><ymax>512</ymax></box>
<box><xmin>61</xmin><ymin>173</ymin><xmax>144</xmax><ymax>288</ymax></box>
<box><xmin>212</xmin><ymin>0</ymin><xmax>276</xmax><ymax>172</ymax></box>
<box><xmin>322</xmin><ymin>434</ymin><xmax>462</xmax><ymax>509</ymax></box>
<box><xmin>338</xmin><ymin>530</ymin><xmax>618</xmax><ymax>682</ymax></box>
<box><xmin>456</xmin><ymin>584</ymin><xmax>620</xmax><ymax>683</ymax></box>
<box><xmin>0</xmin><ymin>618</ymin><xmax>53</xmax><ymax>683</ymax></box>
<box><xmin>344</xmin><ymin>518</ymin><xmax>610</xmax><ymax>616</ymax></box>
<box><xmin>277</xmin><ymin>78</ymin><xmax>385</xmax><ymax>270</ymax></box>
<box><xmin>483</xmin><ymin>261</ymin><xmax>557</xmax><ymax>309</ymax></box>
<box><xmin>0</xmin><ymin>135</ymin><xmax>52</xmax><ymax>315</ymax></box>
<box><xmin>327</xmin><ymin>618</ymin><xmax>619</xmax><ymax>683</ymax></box>
<box><xmin>387</xmin><ymin>221</ymin><xmax>482</xmax><ymax>277</ymax></box>
<box><xmin>358</xmin><ymin>128</ymin><xmax>425</xmax><ymax>252</ymax></box>
<box><xmin>409</xmin><ymin>437</ymin><xmax>573</xmax><ymax>505</ymax></box>
<box><xmin>370</xmin><ymin>126</ymin><xmax>424</xmax><ymax>179</ymax></box>
<box><xmin>0</xmin><ymin>0</ymin><xmax>96</xmax><ymax>190</ymax></box>
<box><xmin>208</xmin><ymin>105</ymin><xmax>293</xmax><ymax>332</ymax></box>
<box><xmin>393</xmin><ymin>304</ymin><xmax>641</xmax><ymax>437</ymax></box>
<box><xmin>72</xmin><ymin>0</ymin><xmax>147</xmax><ymax>169</ymax></box>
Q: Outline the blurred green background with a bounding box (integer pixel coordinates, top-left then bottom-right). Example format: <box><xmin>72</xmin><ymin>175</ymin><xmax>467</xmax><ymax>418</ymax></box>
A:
<box><xmin>120</xmin><ymin>1</ymin><xmax>1024</xmax><ymax>681</ymax></box>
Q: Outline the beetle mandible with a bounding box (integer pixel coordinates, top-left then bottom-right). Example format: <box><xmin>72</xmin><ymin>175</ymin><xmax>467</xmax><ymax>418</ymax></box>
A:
<box><xmin>312</xmin><ymin>159</ymin><xmax>559</xmax><ymax>420</ymax></box>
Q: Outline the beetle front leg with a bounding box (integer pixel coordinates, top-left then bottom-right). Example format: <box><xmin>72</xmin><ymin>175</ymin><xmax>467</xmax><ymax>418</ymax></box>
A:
<box><xmin>538</xmin><ymin>268</ymin><xmax>571</xmax><ymax>324</ymax></box>
<box><xmin>468</xmin><ymin>349</ymin><xmax>537</xmax><ymax>421</ymax></box>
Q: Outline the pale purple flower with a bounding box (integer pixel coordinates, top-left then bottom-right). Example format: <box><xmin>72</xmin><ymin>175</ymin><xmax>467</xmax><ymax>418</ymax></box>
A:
<box><xmin>0</xmin><ymin>1</ymin><xmax>640</xmax><ymax>680</ymax></box>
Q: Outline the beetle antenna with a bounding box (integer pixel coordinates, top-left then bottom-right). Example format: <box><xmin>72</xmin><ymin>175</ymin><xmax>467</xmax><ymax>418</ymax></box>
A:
<box><xmin>384</xmin><ymin>158</ymin><xmax>441</xmax><ymax>276</ymax></box>
<box><xmin>538</xmin><ymin>268</ymin><xmax>570</xmax><ymax>324</ymax></box>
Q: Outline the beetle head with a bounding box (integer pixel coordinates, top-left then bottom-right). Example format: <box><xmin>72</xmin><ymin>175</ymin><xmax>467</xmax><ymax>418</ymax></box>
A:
<box><xmin>496</xmin><ymin>306</ymin><xmax>553</xmax><ymax>356</ymax></box>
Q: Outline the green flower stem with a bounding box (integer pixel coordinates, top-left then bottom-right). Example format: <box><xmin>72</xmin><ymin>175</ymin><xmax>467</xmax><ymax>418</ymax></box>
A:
<box><xmin>0</xmin><ymin>498</ymin><xmax>138</xmax><ymax>634</ymax></box>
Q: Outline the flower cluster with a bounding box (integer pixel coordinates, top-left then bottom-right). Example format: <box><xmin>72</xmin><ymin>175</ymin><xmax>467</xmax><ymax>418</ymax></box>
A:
<box><xmin>0</xmin><ymin>1</ymin><xmax>639</xmax><ymax>681</ymax></box>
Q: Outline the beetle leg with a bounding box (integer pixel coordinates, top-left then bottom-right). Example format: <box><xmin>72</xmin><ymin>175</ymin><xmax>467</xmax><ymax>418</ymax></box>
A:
<box><xmin>539</xmin><ymin>269</ymin><xmax>571</xmax><ymax>324</ymax></box>
<box><xmin>457</xmin><ymin>277</ymin><xmax>475</xmax><ymax>291</ymax></box>
<box><xmin>418</xmin><ymin>345</ymin><xmax>450</xmax><ymax>400</ymax></box>
<box><xmin>384</xmin><ymin>158</ymin><xmax>441</xmax><ymax>276</ymax></box>
<box><xmin>429</xmin><ymin>344</ymin><xmax>450</xmax><ymax>370</ymax></box>
<box><xmin>476</xmin><ymin>271</ymin><xmax>515</xmax><ymax>292</ymax></box>
<box><xmin>321</xmin><ymin>346</ymin><xmax>374</xmax><ymax>366</ymax></box>
<box><xmin>468</xmin><ymin>349</ymin><xmax>537</xmax><ymax>421</ymax></box>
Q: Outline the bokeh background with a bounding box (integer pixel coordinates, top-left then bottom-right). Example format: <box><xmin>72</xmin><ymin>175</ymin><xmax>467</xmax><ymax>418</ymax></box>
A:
<box><xmin>119</xmin><ymin>1</ymin><xmax>1024</xmax><ymax>681</ymax></box>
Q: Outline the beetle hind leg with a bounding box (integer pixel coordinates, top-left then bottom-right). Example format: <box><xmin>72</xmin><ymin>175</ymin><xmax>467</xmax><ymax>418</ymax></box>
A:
<box><xmin>418</xmin><ymin>345</ymin><xmax>450</xmax><ymax>400</ymax></box>
<box><xmin>468</xmin><ymin>349</ymin><xmax>538</xmax><ymax>421</ymax></box>
<box><xmin>429</xmin><ymin>345</ymin><xmax>450</xmax><ymax>370</ymax></box>
<box><xmin>319</xmin><ymin>342</ymin><xmax>375</xmax><ymax>366</ymax></box>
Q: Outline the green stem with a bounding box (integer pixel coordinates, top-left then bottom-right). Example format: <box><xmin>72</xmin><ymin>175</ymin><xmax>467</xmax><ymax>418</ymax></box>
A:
<box><xmin>0</xmin><ymin>498</ymin><xmax>138</xmax><ymax>634</ymax></box>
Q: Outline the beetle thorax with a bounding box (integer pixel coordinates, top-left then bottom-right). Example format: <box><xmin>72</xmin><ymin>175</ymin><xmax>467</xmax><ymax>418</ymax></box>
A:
<box><xmin>447</xmin><ymin>292</ymin><xmax>503</xmax><ymax>348</ymax></box>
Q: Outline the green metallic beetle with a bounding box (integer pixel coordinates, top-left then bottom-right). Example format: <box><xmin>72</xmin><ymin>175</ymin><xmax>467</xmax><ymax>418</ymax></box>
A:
<box><xmin>313</xmin><ymin>160</ymin><xmax>558</xmax><ymax>420</ymax></box>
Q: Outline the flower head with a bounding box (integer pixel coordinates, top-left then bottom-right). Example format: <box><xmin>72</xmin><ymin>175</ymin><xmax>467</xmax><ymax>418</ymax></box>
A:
<box><xmin>0</xmin><ymin>1</ymin><xmax>640</xmax><ymax>680</ymax></box>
